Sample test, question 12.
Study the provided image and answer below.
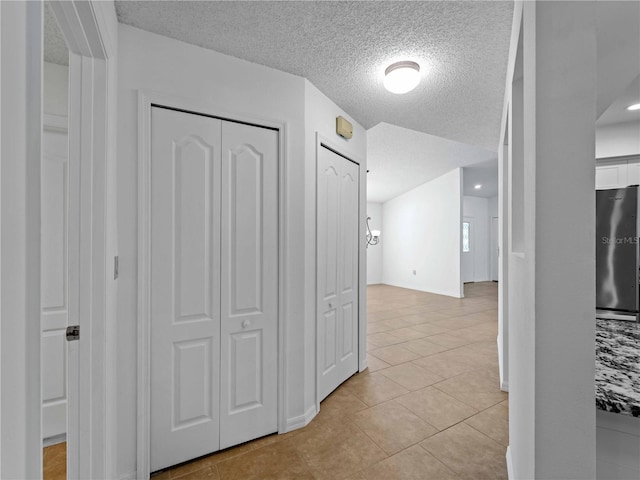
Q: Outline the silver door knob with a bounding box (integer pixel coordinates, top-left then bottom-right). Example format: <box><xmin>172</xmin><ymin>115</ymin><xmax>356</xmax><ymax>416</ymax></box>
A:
<box><xmin>242</xmin><ymin>320</ymin><xmax>251</xmax><ymax>329</ymax></box>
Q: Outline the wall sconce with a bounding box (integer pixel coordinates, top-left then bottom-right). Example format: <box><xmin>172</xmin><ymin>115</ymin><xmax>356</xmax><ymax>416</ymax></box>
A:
<box><xmin>366</xmin><ymin>216</ymin><xmax>381</xmax><ymax>247</ymax></box>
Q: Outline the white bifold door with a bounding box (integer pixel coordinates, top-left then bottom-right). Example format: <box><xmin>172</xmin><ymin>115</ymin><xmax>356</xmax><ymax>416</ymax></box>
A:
<box><xmin>41</xmin><ymin>127</ymin><xmax>69</xmax><ymax>440</ymax></box>
<box><xmin>150</xmin><ymin>107</ymin><xmax>278</xmax><ymax>472</ymax></box>
<box><xmin>317</xmin><ymin>145</ymin><xmax>360</xmax><ymax>401</ymax></box>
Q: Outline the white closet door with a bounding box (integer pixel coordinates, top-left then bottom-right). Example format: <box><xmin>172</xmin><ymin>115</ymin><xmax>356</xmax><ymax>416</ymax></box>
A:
<box><xmin>219</xmin><ymin>121</ymin><xmax>278</xmax><ymax>449</ymax></box>
<box><xmin>41</xmin><ymin>129</ymin><xmax>69</xmax><ymax>439</ymax></box>
<box><xmin>150</xmin><ymin>108</ymin><xmax>222</xmax><ymax>471</ymax></box>
<box><xmin>317</xmin><ymin>146</ymin><xmax>359</xmax><ymax>401</ymax></box>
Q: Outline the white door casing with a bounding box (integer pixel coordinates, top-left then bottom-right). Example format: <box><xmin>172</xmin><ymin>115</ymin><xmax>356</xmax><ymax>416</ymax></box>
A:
<box><xmin>41</xmin><ymin>123</ymin><xmax>69</xmax><ymax>441</ymax></box>
<box><xmin>0</xmin><ymin>2</ymin><xmax>117</xmax><ymax>478</ymax></box>
<box><xmin>149</xmin><ymin>107</ymin><xmax>278</xmax><ymax>471</ymax></box>
<box><xmin>317</xmin><ymin>144</ymin><xmax>359</xmax><ymax>402</ymax></box>
<box><xmin>150</xmin><ymin>107</ymin><xmax>222</xmax><ymax>471</ymax></box>
<box><xmin>219</xmin><ymin>121</ymin><xmax>278</xmax><ymax>449</ymax></box>
<box><xmin>46</xmin><ymin>2</ymin><xmax>120</xmax><ymax>478</ymax></box>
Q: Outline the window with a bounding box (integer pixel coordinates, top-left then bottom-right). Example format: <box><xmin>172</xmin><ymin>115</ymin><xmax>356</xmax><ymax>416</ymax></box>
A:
<box><xmin>463</xmin><ymin>222</ymin><xmax>470</xmax><ymax>252</ymax></box>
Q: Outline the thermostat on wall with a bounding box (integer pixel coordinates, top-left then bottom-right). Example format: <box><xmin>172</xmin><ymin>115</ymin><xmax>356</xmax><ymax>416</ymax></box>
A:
<box><xmin>336</xmin><ymin>116</ymin><xmax>353</xmax><ymax>139</ymax></box>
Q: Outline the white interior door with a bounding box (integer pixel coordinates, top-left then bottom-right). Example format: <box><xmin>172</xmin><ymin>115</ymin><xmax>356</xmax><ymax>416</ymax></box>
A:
<box><xmin>462</xmin><ymin>217</ymin><xmax>474</xmax><ymax>283</ymax></box>
<box><xmin>219</xmin><ymin>121</ymin><xmax>278</xmax><ymax>449</ymax></box>
<box><xmin>41</xmin><ymin>127</ymin><xmax>69</xmax><ymax>441</ymax></box>
<box><xmin>317</xmin><ymin>145</ymin><xmax>359</xmax><ymax>402</ymax></box>
<box><xmin>491</xmin><ymin>216</ymin><xmax>499</xmax><ymax>281</ymax></box>
<box><xmin>150</xmin><ymin>108</ymin><xmax>222</xmax><ymax>471</ymax></box>
<box><xmin>150</xmin><ymin>107</ymin><xmax>278</xmax><ymax>470</ymax></box>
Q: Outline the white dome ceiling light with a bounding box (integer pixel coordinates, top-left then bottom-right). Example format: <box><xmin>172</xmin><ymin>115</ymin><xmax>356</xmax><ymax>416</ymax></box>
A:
<box><xmin>626</xmin><ymin>103</ymin><xmax>640</xmax><ymax>111</ymax></box>
<box><xmin>383</xmin><ymin>61</ymin><xmax>421</xmax><ymax>94</ymax></box>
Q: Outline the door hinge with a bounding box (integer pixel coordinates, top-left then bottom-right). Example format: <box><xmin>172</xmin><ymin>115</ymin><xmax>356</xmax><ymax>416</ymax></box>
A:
<box><xmin>114</xmin><ymin>255</ymin><xmax>119</xmax><ymax>280</ymax></box>
<box><xmin>66</xmin><ymin>325</ymin><xmax>80</xmax><ymax>342</ymax></box>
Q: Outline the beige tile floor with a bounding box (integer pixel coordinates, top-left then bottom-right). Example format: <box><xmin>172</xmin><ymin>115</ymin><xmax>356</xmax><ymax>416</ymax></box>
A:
<box><xmin>44</xmin><ymin>282</ymin><xmax>508</xmax><ymax>480</ymax></box>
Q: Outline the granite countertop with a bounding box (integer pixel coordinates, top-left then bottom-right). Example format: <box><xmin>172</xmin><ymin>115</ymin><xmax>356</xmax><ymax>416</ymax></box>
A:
<box><xmin>595</xmin><ymin>318</ymin><xmax>640</xmax><ymax>417</ymax></box>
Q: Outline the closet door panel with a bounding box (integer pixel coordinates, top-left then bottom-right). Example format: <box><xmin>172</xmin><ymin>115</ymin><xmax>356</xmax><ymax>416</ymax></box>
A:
<box><xmin>338</xmin><ymin>160</ymin><xmax>359</xmax><ymax>363</ymax></box>
<box><xmin>150</xmin><ymin>107</ymin><xmax>222</xmax><ymax>472</ymax></box>
<box><xmin>220</xmin><ymin>121</ymin><xmax>278</xmax><ymax>449</ymax></box>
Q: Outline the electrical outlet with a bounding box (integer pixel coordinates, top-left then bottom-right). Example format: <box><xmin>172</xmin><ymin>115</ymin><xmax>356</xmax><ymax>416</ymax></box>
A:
<box><xmin>413</xmin><ymin>270</ymin><xmax>416</xmax><ymax>275</ymax></box>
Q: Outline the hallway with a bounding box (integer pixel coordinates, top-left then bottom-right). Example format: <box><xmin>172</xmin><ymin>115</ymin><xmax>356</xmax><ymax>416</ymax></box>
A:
<box><xmin>147</xmin><ymin>282</ymin><xmax>508</xmax><ymax>479</ymax></box>
<box><xmin>44</xmin><ymin>282</ymin><xmax>507</xmax><ymax>479</ymax></box>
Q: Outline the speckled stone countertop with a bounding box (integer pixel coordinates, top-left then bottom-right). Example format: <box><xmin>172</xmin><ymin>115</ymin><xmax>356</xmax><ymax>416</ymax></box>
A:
<box><xmin>595</xmin><ymin>318</ymin><xmax>640</xmax><ymax>417</ymax></box>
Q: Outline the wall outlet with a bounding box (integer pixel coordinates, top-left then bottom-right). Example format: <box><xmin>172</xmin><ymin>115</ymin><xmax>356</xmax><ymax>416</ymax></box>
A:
<box><xmin>413</xmin><ymin>270</ymin><xmax>416</xmax><ymax>275</ymax></box>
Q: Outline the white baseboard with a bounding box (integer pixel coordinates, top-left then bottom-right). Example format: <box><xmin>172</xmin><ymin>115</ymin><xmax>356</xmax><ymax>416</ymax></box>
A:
<box><xmin>382</xmin><ymin>281</ymin><xmax>462</xmax><ymax>298</ymax></box>
<box><xmin>359</xmin><ymin>358</ymin><xmax>368</xmax><ymax>372</ymax></box>
<box><xmin>284</xmin><ymin>405</ymin><xmax>317</xmax><ymax>432</ymax></box>
<box><xmin>501</xmin><ymin>380</ymin><xmax>509</xmax><ymax>392</ymax></box>
<box><xmin>506</xmin><ymin>446</ymin><xmax>513</xmax><ymax>480</ymax></box>
<box><xmin>303</xmin><ymin>404</ymin><xmax>317</xmax><ymax>426</ymax></box>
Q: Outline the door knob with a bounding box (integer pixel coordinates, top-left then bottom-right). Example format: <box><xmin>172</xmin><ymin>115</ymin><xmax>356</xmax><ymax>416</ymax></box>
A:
<box><xmin>242</xmin><ymin>319</ymin><xmax>251</xmax><ymax>329</ymax></box>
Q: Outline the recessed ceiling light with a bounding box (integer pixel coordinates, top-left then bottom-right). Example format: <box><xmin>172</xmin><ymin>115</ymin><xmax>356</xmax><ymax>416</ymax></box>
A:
<box><xmin>383</xmin><ymin>61</ymin><xmax>420</xmax><ymax>94</ymax></box>
<box><xmin>627</xmin><ymin>103</ymin><xmax>640</xmax><ymax>111</ymax></box>
<box><xmin>474</xmin><ymin>184</ymin><xmax>482</xmax><ymax>189</ymax></box>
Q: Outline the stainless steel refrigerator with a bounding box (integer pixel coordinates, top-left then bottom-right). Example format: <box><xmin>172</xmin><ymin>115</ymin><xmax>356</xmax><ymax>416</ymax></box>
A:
<box><xmin>596</xmin><ymin>186</ymin><xmax>640</xmax><ymax>321</ymax></box>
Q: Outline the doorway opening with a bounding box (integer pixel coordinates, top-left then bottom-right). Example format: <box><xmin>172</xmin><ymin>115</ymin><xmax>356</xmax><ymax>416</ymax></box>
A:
<box><xmin>42</xmin><ymin>5</ymin><xmax>70</xmax><ymax>479</ymax></box>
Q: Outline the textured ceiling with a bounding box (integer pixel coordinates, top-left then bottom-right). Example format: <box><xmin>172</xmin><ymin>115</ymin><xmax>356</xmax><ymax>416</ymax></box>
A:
<box><xmin>367</xmin><ymin>123</ymin><xmax>497</xmax><ymax>203</ymax></box>
<box><xmin>115</xmin><ymin>0</ymin><xmax>514</xmax><ymax>151</ymax></box>
<box><xmin>44</xmin><ymin>3</ymin><xmax>68</xmax><ymax>66</ymax></box>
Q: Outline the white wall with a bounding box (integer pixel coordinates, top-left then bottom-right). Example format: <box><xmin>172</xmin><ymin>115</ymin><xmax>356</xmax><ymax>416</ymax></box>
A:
<box><xmin>506</xmin><ymin>3</ymin><xmax>598</xmax><ymax>478</ymax></box>
<box><xmin>596</xmin><ymin>121</ymin><xmax>640</xmax><ymax>158</ymax></box>
<box><xmin>463</xmin><ymin>196</ymin><xmax>490</xmax><ymax>283</ymax></box>
<box><xmin>488</xmin><ymin>195</ymin><xmax>498</xmax><ymax>218</ymax></box>
<box><xmin>117</xmin><ymin>25</ymin><xmax>305</xmax><ymax>477</ymax></box>
<box><xmin>118</xmin><ymin>25</ymin><xmax>366</xmax><ymax>477</ymax></box>
<box><xmin>0</xmin><ymin>2</ymin><xmax>43</xmax><ymax>477</ymax></box>
<box><xmin>382</xmin><ymin>168</ymin><xmax>462</xmax><ymax>297</ymax></box>
<box><xmin>43</xmin><ymin>62</ymin><xmax>68</xmax><ymax>117</ymax></box>
<box><xmin>366</xmin><ymin>202</ymin><xmax>383</xmax><ymax>284</ymax></box>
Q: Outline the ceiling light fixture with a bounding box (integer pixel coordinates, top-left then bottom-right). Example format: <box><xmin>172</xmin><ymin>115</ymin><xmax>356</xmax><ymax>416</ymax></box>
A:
<box><xmin>627</xmin><ymin>103</ymin><xmax>640</xmax><ymax>111</ymax></box>
<box><xmin>474</xmin><ymin>184</ymin><xmax>482</xmax><ymax>189</ymax></box>
<box><xmin>383</xmin><ymin>61</ymin><xmax>420</xmax><ymax>94</ymax></box>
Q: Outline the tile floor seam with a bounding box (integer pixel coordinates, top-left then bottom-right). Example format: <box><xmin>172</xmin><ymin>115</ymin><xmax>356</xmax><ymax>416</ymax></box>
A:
<box><xmin>458</xmin><ymin>420</ymin><xmax>506</xmax><ymax>448</ymax></box>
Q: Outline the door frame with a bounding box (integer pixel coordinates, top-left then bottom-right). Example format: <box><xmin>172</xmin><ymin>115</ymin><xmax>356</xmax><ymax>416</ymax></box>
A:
<box><xmin>314</xmin><ymin>133</ymin><xmax>366</xmax><ymax>412</ymax></box>
<box><xmin>0</xmin><ymin>1</ymin><xmax>117</xmax><ymax>478</ymax></box>
<box><xmin>47</xmin><ymin>2</ymin><xmax>119</xmax><ymax>477</ymax></box>
<box><xmin>136</xmin><ymin>91</ymin><xmax>287</xmax><ymax>479</ymax></box>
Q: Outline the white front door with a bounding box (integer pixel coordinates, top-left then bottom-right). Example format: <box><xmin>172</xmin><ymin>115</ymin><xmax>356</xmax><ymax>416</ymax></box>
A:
<box><xmin>317</xmin><ymin>145</ymin><xmax>359</xmax><ymax>402</ymax></box>
<box><xmin>41</xmin><ymin>127</ymin><xmax>69</xmax><ymax>440</ymax></box>
<box><xmin>150</xmin><ymin>107</ymin><xmax>278</xmax><ymax>471</ymax></box>
<box><xmin>462</xmin><ymin>217</ymin><xmax>474</xmax><ymax>283</ymax></box>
